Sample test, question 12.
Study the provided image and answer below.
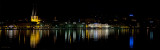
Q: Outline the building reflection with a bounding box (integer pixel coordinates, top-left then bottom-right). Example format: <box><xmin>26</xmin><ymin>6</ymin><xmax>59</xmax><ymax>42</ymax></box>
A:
<box><xmin>65</xmin><ymin>29</ymin><xmax>86</xmax><ymax>43</ymax></box>
<box><xmin>65</xmin><ymin>30</ymin><xmax>67</xmax><ymax>42</ymax></box>
<box><xmin>102</xmin><ymin>29</ymin><xmax>109</xmax><ymax>39</ymax></box>
<box><xmin>146</xmin><ymin>29</ymin><xmax>154</xmax><ymax>40</ymax></box>
<box><xmin>6</xmin><ymin>30</ymin><xmax>18</xmax><ymax>39</ymax></box>
<box><xmin>0</xmin><ymin>30</ymin><xmax>1</xmax><ymax>38</ymax></box>
<box><xmin>39</xmin><ymin>30</ymin><xmax>42</xmax><ymax>39</ymax></box>
<box><xmin>53</xmin><ymin>30</ymin><xmax>58</xmax><ymax>43</ymax></box>
<box><xmin>26</xmin><ymin>30</ymin><xmax>31</xmax><ymax>37</ymax></box>
<box><xmin>30</xmin><ymin>30</ymin><xmax>40</xmax><ymax>48</ymax></box>
<box><xmin>43</xmin><ymin>30</ymin><xmax>50</xmax><ymax>37</ymax></box>
<box><xmin>65</xmin><ymin>29</ymin><xmax>72</xmax><ymax>43</ymax></box>
<box><xmin>78</xmin><ymin>29</ymin><xmax>81</xmax><ymax>42</ymax></box>
<box><xmin>68</xmin><ymin>29</ymin><xmax>71</xmax><ymax>43</ymax></box>
<box><xmin>86</xmin><ymin>29</ymin><xmax>89</xmax><ymax>40</ymax></box>
<box><xmin>64</xmin><ymin>28</ymin><xmax>114</xmax><ymax>43</ymax></box>
<box><xmin>73</xmin><ymin>30</ymin><xmax>76</xmax><ymax>42</ymax></box>
<box><xmin>129</xmin><ymin>29</ymin><xmax>135</xmax><ymax>49</ymax></box>
<box><xmin>150</xmin><ymin>31</ymin><xmax>153</xmax><ymax>40</ymax></box>
<box><xmin>87</xmin><ymin>29</ymin><xmax>110</xmax><ymax>41</ymax></box>
<box><xmin>129</xmin><ymin>36</ymin><xmax>134</xmax><ymax>48</ymax></box>
<box><xmin>0</xmin><ymin>28</ymin><xmax>143</xmax><ymax>48</ymax></box>
<box><xmin>81</xmin><ymin>29</ymin><xmax>85</xmax><ymax>40</ymax></box>
<box><xmin>8</xmin><ymin>30</ymin><xmax>13</xmax><ymax>38</ymax></box>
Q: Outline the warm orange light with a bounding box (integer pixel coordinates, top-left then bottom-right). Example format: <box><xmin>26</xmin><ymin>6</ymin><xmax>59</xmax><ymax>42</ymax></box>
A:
<box><xmin>30</xmin><ymin>30</ymin><xmax>40</xmax><ymax>48</ymax></box>
<box><xmin>86</xmin><ymin>29</ymin><xmax>89</xmax><ymax>40</ymax></box>
<box><xmin>31</xmin><ymin>16</ymin><xmax>41</xmax><ymax>24</ymax></box>
<box><xmin>0</xmin><ymin>30</ymin><xmax>1</xmax><ymax>37</ymax></box>
<box><xmin>70</xmin><ymin>36</ymin><xmax>71</xmax><ymax>44</ymax></box>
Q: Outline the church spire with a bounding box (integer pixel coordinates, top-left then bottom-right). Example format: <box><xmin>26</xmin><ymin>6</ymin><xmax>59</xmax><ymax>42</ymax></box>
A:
<box><xmin>31</xmin><ymin>0</ymin><xmax>40</xmax><ymax>24</ymax></box>
<box><xmin>31</xmin><ymin>2</ymin><xmax>37</xmax><ymax>16</ymax></box>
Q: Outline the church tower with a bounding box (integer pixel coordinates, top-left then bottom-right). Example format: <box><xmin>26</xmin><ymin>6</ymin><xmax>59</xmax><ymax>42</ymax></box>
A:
<box><xmin>31</xmin><ymin>2</ymin><xmax>40</xmax><ymax>24</ymax></box>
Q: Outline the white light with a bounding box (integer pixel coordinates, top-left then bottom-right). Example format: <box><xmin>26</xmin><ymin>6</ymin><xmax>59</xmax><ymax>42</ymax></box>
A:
<box><xmin>65</xmin><ymin>22</ymin><xmax>67</xmax><ymax>24</ymax></box>
<box><xmin>82</xmin><ymin>22</ymin><xmax>85</xmax><ymax>24</ymax></box>
<box><xmin>73</xmin><ymin>22</ymin><xmax>76</xmax><ymax>24</ymax></box>
<box><xmin>73</xmin><ymin>30</ymin><xmax>76</xmax><ymax>42</ymax></box>
<box><xmin>88</xmin><ymin>23</ymin><xmax>110</xmax><ymax>28</ymax></box>
<box><xmin>150</xmin><ymin>21</ymin><xmax>154</xmax><ymax>23</ymax></box>
<box><xmin>9</xmin><ymin>30</ymin><xmax>13</xmax><ymax>38</ymax></box>
<box><xmin>65</xmin><ymin>30</ymin><xmax>67</xmax><ymax>42</ymax></box>
<box><xmin>9</xmin><ymin>25</ymin><xmax>14</xmax><ymax>28</ymax></box>
<box><xmin>105</xmin><ymin>25</ymin><xmax>110</xmax><ymax>27</ymax></box>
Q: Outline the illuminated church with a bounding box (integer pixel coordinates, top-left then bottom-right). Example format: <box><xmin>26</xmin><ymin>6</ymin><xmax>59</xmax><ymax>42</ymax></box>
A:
<box><xmin>31</xmin><ymin>4</ymin><xmax>40</xmax><ymax>24</ymax></box>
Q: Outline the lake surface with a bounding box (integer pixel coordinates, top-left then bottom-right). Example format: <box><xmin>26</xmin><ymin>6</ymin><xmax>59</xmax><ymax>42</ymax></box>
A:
<box><xmin>0</xmin><ymin>28</ymin><xmax>159</xmax><ymax>49</ymax></box>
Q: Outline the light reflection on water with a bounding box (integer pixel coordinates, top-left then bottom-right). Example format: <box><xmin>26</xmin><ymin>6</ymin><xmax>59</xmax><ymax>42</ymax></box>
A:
<box><xmin>87</xmin><ymin>29</ymin><xmax>110</xmax><ymax>41</ymax></box>
<box><xmin>150</xmin><ymin>31</ymin><xmax>153</xmax><ymax>40</ymax></box>
<box><xmin>30</xmin><ymin>30</ymin><xmax>40</xmax><ymax>48</ymax></box>
<box><xmin>0</xmin><ymin>28</ymin><xmax>157</xmax><ymax>49</ymax></box>
<box><xmin>129</xmin><ymin>36</ymin><xmax>134</xmax><ymax>48</ymax></box>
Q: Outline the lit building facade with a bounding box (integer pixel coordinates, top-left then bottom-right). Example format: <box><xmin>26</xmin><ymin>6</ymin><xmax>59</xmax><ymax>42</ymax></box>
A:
<box><xmin>31</xmin><ymin>5</ymin><xmax>40</xmax><ymax>24</ymax></box>
<box><xmin>31</xmin><ymin>16</ymin><xmax>40</xmax><ymax>24</ymax></box>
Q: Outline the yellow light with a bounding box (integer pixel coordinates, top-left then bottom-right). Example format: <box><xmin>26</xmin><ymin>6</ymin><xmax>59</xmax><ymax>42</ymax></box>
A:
<box><xmin>86</xmin><ymin>29</ymin><xmax>89</xmax><ymax>40</ymax></box>
<box><xmin>86</xmin><ymin>25</ymin><xmax>88</xmax><ymax>28</ymax></box>
<box><xmin>3</xmin><ymin>26</ymin><xmax>7</xmax><ymax>27</ymax></box>
<box><xmin>0</xmin><ymin>30</ymin><xmax>1</xmax><ymax>37</ymax></box>
<box><xmin>30</xmin><ymin>30</ymin><xmax>40</xmax><ymax>48</ymax></box>
<box><xmin>86</xmin><ymin>29</ymin><xmax>88</xmax><ymax>38</ymax></box>
<box><xmin>31</xmin><ymin>16</ymin><xmax>41</xmax><ymax>24</ymax></box>
<box><xmin>26</xmin><ymin>26</ymin><xmax>31</xmax><ymax>28</ymax></box>
<box><xmin>70</xmin><ymin>36</ymin><xmax>71</xmax><ymax>44</ymax></box>
<box><xmin>114</xmin><ymin>19</ymin><xmax>118</xmax><ymax>21</ymax></box>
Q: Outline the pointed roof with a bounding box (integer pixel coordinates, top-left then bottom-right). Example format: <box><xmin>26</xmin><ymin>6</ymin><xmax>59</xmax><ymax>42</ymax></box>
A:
<box><xmin>31</xmin><ymin>1</ymin><xmax>38</xmax><ymax>16</ymax></box>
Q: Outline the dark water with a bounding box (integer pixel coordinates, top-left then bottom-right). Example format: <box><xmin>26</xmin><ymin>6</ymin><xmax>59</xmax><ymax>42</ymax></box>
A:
<box><xmin>0</xmin><ymin>28</ymin><xmax>159</xmax><ymax>49</ymax></box>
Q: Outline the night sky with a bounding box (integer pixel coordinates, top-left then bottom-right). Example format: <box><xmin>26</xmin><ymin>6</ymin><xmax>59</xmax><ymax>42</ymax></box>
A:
<box><xmin>0</xmin><ymin>0</ymin><xmax>160</xmax><ymax>19</ymax></box>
